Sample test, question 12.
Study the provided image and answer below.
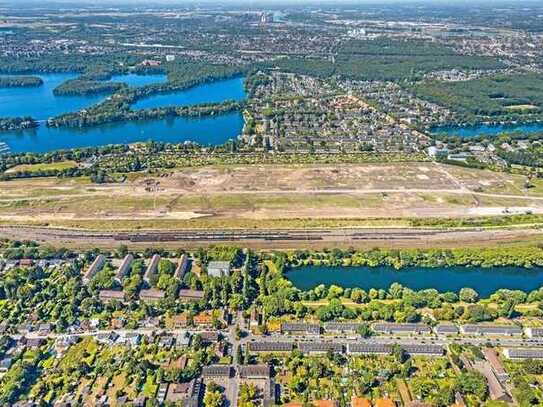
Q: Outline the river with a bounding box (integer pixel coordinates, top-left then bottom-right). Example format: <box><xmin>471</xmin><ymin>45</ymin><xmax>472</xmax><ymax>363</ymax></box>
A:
<box><xmin>286</xmin><ymin>265</ymin><xmax>543</xmax><ymax>297</ymax></box>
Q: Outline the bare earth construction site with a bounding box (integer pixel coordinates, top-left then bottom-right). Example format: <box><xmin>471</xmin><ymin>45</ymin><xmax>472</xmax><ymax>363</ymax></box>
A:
<box><xmin>2</xmin><ymin>161</ymin><xmax>543</xmax><ymax>249</ymax></box>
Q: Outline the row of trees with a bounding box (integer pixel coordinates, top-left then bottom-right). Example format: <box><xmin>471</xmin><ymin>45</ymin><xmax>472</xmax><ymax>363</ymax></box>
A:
<box><xmin>0</xmin><ymin>75</ymin><xmax>42</xmax><ymax>88</ymax></box>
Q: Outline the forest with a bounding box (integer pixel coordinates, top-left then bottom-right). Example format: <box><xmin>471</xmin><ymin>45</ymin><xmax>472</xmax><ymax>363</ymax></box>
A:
<box><xmin>263</xmin><ymin>39</ymin><xmax>503</xmax><ymax>82</ymax></box>
<box><xmin>0</xmin><ymin>117</ymin><xmax>38</xmax><ymax>132</ymax></box>
<box><xmin>0</xmin><ymin>76</ymin><xmax>43</xmax><ymax>88</ymax></box>
<box><xmin>53</xmin><ymin>79</ymin><xmax>126</xmax><ymax>96</ymax></box>
<box><xmin>411</xmin><ymin>73</ymin><xmax>543</xmax><ymax>121</ymax></box>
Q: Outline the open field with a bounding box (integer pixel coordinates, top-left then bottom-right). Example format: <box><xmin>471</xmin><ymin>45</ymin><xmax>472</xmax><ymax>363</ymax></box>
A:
<box><xmin>2</xmin><ymin>162</ymin><xmax>543</xmax><ymax>229</ymax></box>
<box><xmin>2</xmin><ymin>162</ymin><xmax>543</xmax><ymax>248</ymax></box>
<box><xmin>4</xmin><ymin>160</ymin><xmax>78</xmax><ymax>174</ymax></box>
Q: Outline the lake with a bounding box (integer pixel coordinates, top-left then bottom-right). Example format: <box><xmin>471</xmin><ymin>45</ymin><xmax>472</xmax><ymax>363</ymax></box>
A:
<box><xmin>110</xmin><ymin>73</ymin><xmax>168</xmax><ymax>87</ymax></box>
<box><xmin>0</xmin><ymin>112</ymin><xmax>243</xmax><ymax>153</ymax></box>
<box><xmin>0</xmin><ymin>73</ymin><xmax>247</xmax><ymax>153</ymax></box>
<box><xmin>0</xmin><ymin>72</ymin><xmax>169</xmax><ymax>120</ymax></box>
<box><xmin>0</xmin><ymin>73</ymin><xmax>103</xmax><ymax>120</ymax></box>
<box><xmin>431</xmin><ymin>122</ymin><xmax>543</xmax><ymax>138</ymax></box>
<box><xmin>131</xmin><ymin>76</ymin><xmax>246</xmax><ymax>110</ymax></box>
<box><xmin>286</xmin><ymin>265</ymin><xmax>543</xmax><ymax>297</ymax></box>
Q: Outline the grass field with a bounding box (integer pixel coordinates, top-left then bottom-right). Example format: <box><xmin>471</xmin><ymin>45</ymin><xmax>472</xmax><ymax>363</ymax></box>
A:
<box><xmin>4</xmin><ymin>160</ymin><xmax>78</xmax><ymax>174</ymax></box>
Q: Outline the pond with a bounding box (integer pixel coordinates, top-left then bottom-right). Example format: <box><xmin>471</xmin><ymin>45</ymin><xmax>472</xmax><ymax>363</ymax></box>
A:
<box><xmin>0</xmin><ymin>112</ymin><xmax>243</xmax><ymax>153</ymax></box>
<box><xmin>431</xmin><ymin>122</ymin><xmax>543</xmax><ymax>138</ymax></box>
<box><xmin>131</xmin><ymin>76</ymin><xmax>246</xmax><ymax>110</ymax></box>
<box><xmin>286</xmin><ymin>265</ymin><xmax>543</xmax><ymax>297</ymax></box>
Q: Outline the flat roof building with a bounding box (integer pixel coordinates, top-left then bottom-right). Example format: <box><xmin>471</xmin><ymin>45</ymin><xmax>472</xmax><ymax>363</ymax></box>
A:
<box><xmin>207</xmin><ymin>261</ymin><xmax>231</xmax><ymax>277</ymax></box>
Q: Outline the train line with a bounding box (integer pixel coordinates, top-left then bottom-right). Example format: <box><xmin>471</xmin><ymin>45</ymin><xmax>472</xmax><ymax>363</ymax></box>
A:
<box><xmin>1</xmin><ymin>225</ymin><xmax>540</xmax><ymax>249</ymax></box>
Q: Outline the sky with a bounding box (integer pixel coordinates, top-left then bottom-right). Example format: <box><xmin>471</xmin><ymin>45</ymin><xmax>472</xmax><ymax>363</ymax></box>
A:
<box><xmin>6</xmin><ymin>0</ymin><xmax>535</xmax><ymax>3</ymax></box>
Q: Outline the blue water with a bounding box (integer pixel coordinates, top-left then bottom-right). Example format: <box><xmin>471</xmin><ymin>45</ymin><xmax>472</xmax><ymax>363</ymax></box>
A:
<box><xmin>431</xmin><ymin>122</ymin><xmax>543</xmax><ymax>138</ymax></box>
<box><xmin>0</xmin><ymin>73</ymin><xmax>104</xmax><ymax>120</ymax></box>
<box><xmin>287</xmin><ymin>266</ymin><xmax>543</xmax><ymax>297</ymax></box>
<box><xmin>109</xmin><ymin>73</ymin><xmax>168</xmax><ymax>87</ymax></box>
<box><xmin>0</xmin><ymin>112</ymin><xmax>243</xmax><ymax>153</ymax></box>
<box><xmin>0</xmin><ymin>73</ymin><xmax>245</xmax><ymax>153</ymax></box>
<box><xmin>132</xmin><ymin>76</ymin><xmax>246</xmax><ymax>110</ymax></box>
<box><xmin>0</xmin><ymin>73</ymin><xmax>168</xmax><ymax>120</ymax></box>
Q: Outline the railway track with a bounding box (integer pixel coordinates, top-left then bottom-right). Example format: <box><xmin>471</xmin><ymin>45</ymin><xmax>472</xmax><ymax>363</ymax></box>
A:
<box><xmin>1</xmin><ymin>225</ymin><xmax>539</xmax><ymax>249</ymax></box>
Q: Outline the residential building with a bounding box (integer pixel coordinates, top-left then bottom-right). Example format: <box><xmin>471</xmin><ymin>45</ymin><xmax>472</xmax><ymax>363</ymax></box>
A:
<box><xmin>247</xmin><ymin>341</ymin><xmax>294</xmax><ymax>353</ymax></box>
<box><xmin>115</xmin><ymin>254</ymin><xmax>134</xmax><ymax>283</ymax></box>
<box><xmin>324</xmin><ymin>322</ymin><xmax>363</xmax><ymax>333</ymax></box>
<box><xmin>98</xmin><ymin>290</ymin><xmax>125</xmax><ymax>303</ymax></box>
<box><xmin>433</xmin><ymin>324</ymin><xmax>459</xmax><ymax>335</ymax></box>
<box><xmin>139</xmin><ymin>289</ymin><xmax>165</xmax><ymax>302</ymax></box>
<box><xmin>373</xmin><ymin>323</ymin><xmax>431</xmax><ymax>335</ymax></box>
<box><xmin>472</xmin><ymin>362</ymin><xmax>511</xmax><ymax>402</ymax></box>
<box><xmin>298</xmin><ymin>342</ymin><xmax>344</xmax><ymax>355</ymax></box>
<box><xmin>351</xmin><ymin>397</ymin><xmax>372</xmax><ymax>407</ymax></box>
<box><xmin>239</xmin><ymin>364</ymin><xmax>271</xmax><ymax>379</ymax></box>
<box><xmin>503</xmin><ymin>348</ymin><xmax>543</xmax><ymax>360</ymax></box>
<box><xmin>281</xmin><ymin>322</ymin><xmax>321</xmax><ymax>335</ymax></box>
<box><xmin>525</xmin><ymin>327</ymin><xmax>543</xmax><ymax>338</ymax></box>
<box><xmin>178</xmin><ymin>289</ymin><xmax>205</xmax><ymax>302</ymax></box>
<box><xmin>82</xmin><ymin>255</ymin><xmax>105</xmax><ymax>284</ymax></box>
<box><xmin>375</xmin><ymin>399</ymin><xmax>396</xmax><ymax>407</ymax></box>
<box><xmin>144</xmin><ymin>254</ymin><xmax>160</xmax><ymax>283</ymax></box>
<box><xmin>202</xmin><ymin>365</ymin><xmax>232</xmax><ymax>379</ymax></box>
<box><xmin>460</xmin><ymin>325</ymin><xmax>522</xmax><ymax>336</ymax></box>
<box><xmin>207</xmin><ymin>261</ymin><xmax>231</xmax><ymax>277</ymax></box>
<box><xmin>174</xmin><ymin>254</ymin><xmax>189</xmax><ymax>279</ymax></box>
<box><xmin>171</xmin><ymin>314</ymin><xmax>189</xmax><ymax>329</ymax></box>
<box><xmin>483</xmin><ymin>348</ymin><xmax>508</xmax><ymax>381</ymax></box>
